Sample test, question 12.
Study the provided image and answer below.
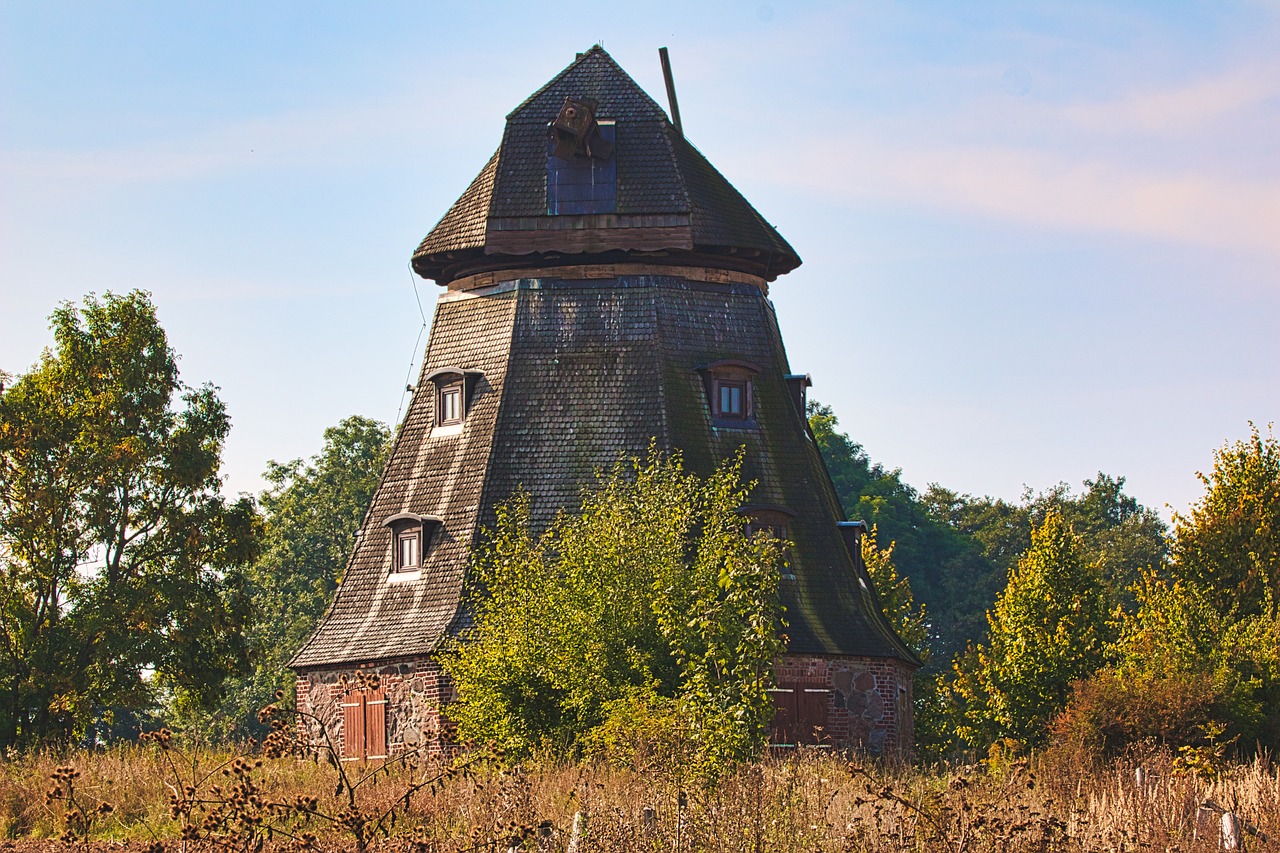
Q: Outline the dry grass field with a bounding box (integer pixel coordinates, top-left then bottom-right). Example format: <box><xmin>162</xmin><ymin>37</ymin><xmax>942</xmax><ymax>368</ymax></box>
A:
<box><xmin>1</xmin><ymin>743</ymin><xmax>1277</xmax><ymax>851</ymax></box>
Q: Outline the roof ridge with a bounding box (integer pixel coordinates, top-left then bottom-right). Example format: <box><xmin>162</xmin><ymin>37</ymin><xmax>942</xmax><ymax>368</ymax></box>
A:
<box><xmin>507</xmin><ymin>45</ymin><xmax>612</xmax><ymax>119</ymax></box>
<box><xmin>505</xmin><ymin>46</ymin><xmax>673</xmax><ymax>125</ymax></box>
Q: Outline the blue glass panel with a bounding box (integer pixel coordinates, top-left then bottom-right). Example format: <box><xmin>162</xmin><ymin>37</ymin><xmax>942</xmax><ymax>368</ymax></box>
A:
<box><xmin>547</xmin><ymin>124</ymin><xmax>617</xmax><ymax>215</ymax></box>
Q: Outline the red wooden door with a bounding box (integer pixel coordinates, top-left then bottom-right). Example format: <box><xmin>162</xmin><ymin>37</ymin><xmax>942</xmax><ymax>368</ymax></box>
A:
<box><xmin>768</xmin><ymin>687</ymin><xmax>797</xmax><ymax>745</ymax></box>
<box><xmin>798</xmin><ymin>689</ymin><xmax>831</xmax><ymax>744</ymax></box>
<box><xmin>340</xmin><ymin>688</ymin><xmax>387</xmax><ymax>761</ymax></box>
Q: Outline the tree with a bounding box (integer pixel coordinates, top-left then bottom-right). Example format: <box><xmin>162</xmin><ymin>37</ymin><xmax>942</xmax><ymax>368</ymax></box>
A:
<box><xmin>170</xmin><ymin>416</ymin><xmax>391</xmax><ymax>739</ymax></box>
<box><xmin>1172</xmin><ymin>425</ymin><xmax>1280</xmax><ymax>619</ymax></box>
<box><xmin>0</xmin><ymin>291</ymin><xmax>256</xmax><ymax>746</ymax></box>
<box><xmin>441</xmin><ymin>451</ymin><xmax>785</xmax><ymax>775</ymax></box>
<box><xmin>809</xmin><ymin>402</ymin><xmax>994</xmax><ymax>665</ymax></box>
<box><xmin>952</xmin><ymin>511</ymin><xmax>1109</xmax><ymax>749</ymax></box>
<box><xmin>859</xmin><ymin>526</ymin><xmax>928</xmax><ymax>662</ymax></box>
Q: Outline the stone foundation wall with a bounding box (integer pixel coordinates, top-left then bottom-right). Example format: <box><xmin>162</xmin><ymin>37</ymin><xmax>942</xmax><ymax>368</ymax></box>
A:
<box><xmin>295</xmin><ymin>658</ymin><xmax>453</xmax><ymax>756</ymax></box>
<box><xmin>774</xmin><ymin>653</ymin><xmax>915</xmax><ymax>755</ymax></box>
<box><xmin>296</xmin><ymin>652</ymin><xmax>913</xmax><ymax>757</ymax></box>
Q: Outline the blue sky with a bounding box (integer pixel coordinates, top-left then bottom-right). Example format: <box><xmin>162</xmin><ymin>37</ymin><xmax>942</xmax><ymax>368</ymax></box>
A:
<box><xmin>2</xmin><ymin>1</ymin><xmax>1276</xmax><ymax>520</ymax></box>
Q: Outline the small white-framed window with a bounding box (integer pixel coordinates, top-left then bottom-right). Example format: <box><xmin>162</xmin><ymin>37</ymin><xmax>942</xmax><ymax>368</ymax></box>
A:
<box><xmin>382</xmin><ymin>512</ymin><xmax>442</xmax><ymax>578</ymax></box>
<box><xmin>437</xmin><ymin>381</ymin><xmax>463</xmax><ymax>426</ymax></box>
<box><xmin>396</xmin><ymin>529</ymin><xmax>420</xmax><ymax>570</ymax></box>
<box><xmin>423</xmin><ymin>367</ymin><xmax>484</xmax><ymax>430</ymax></box>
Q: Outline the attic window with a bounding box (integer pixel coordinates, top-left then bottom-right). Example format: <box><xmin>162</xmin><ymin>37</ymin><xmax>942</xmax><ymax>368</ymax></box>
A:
<box><xmin>696</xmin><ymin>360</ymin><xmax>761</xmax><ymax>428</ymax></box>
<box><xmin>382</xmin><ymin>512</ymin><xmax>443</xmax><ymax>577</ymax></box>
<box><xmin>741</xmin><ymin>504</ymin><xmax>797</xmax><ymax>580</ymax></box>
<box><xmin>437</xmin><ymin>381</ymin><xmax>463</xmax><ymax>426</ymax></box>
<box><xmin>424</xmin><ymin>367</ymin><xmax>484</xmax><ymax>429</ymax></box>
<box><xmin>547</xmin><ymin>96</ymin><xmax>616</xmax><ymax>215</ymax></box>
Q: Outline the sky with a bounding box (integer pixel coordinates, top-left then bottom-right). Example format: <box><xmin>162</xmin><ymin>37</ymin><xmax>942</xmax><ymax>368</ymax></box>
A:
<box><xmin>1</xmin><ymin>1</ymin><xmax>1277</xmax><ymax>521</ymax></box>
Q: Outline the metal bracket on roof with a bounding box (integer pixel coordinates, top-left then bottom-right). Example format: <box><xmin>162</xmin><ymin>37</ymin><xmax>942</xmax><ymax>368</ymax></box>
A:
<box><xmin>549</xmin><ymin>97</ymin><xmax>614</xmax><ymax>161</ymax></box>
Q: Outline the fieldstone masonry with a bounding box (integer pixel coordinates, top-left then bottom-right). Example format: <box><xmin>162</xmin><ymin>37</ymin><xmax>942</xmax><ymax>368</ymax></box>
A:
<box><xmin>295</xmin><ymin>660</ymin><xmax>453</xmax><ymax>758</ymax></box>
<box><xmin>774</xmin><ymin>654</ymin><xmax>914</xmax><ymax>756</ymax></box>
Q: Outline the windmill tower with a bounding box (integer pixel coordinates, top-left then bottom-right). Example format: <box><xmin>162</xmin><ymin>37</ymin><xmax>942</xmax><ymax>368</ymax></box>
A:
<box><xmin>290</xmin><ymin>46</ymin><xmax>919</xmax><ymax>758</ymax></box>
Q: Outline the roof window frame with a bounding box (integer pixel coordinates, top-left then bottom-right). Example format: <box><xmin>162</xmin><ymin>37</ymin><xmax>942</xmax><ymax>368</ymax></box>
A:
<box><xmin>696</xmin><ymin>359</ymin><xmax>761</xmax><ymax>429</ymax></box>
<box><xmin>423</xmin><ymin>367</ymin><xmax>484</xmax><ymax>430</ymax></box>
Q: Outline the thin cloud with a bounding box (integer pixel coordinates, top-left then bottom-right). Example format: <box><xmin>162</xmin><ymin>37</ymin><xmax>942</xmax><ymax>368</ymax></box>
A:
<box><xmin>1054</xmin><ymin>63</ymin><xmax>1280</xmax><ymax>136</ymax></box>
<box><xmin>757</xmin><ymin>134</ymin><xmax>1280</xmax><ymax>257</ymax></box>
<box><xmin>0</xmin><ymin>80</ymin><xmax>501</xmax><ymax>198</ymax></box>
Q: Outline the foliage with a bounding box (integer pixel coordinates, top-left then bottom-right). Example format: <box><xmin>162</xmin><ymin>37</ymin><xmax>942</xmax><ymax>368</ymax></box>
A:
<box><xmin>1171</xmin><ymin>424</ymin><xmax>1280</xmax><ymax>619</ymax></box>
<box><xmin>171</xmin><ymin>416</ymin><xmax>391</xmax><ymax>740</ymax></box>
<box><xmin>859</xmin><ymin>525</ymin><xmax>928</xmax><ymax>662</ymax></box>
<box><xmin>1049</xmin><ymin>668</ymin><xmax>1220</xmax><ymax>760</ymax></box>
<box><xmin>1046</xmin><ymin>428</ymin><xmax>1280</xmax><ymax>760</ymax></box>
<box><xmin>0</xmin><ymin>291</ymin><xmax>257</xmax><ymax>747</ymax></box>
<box><xmin>808</xmin><ymin>403</ymin><xmax>1166</xmax><ymax>671</ymax></box>
<box><xmin>441</xmin><ymin>450</ymin><xmax>785</xmax><ymax>778</ymax></box>
<box><xmin>952</xmin><ymin>511</ymin><xmax>1110</xmax><ymax>750</ymax></box>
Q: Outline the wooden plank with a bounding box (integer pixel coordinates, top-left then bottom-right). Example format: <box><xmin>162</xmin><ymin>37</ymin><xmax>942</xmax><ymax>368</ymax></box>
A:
<box><xmin>799</xmin><ymin>689</ymin><xmax>831</xmax><ymax>745</ymax></box>
<box><xmin>341</xmin><ymin>695</ymin><xmax>364</xmax><ymax>761</ymax></box>
<box><xmin>366</xmin><ymin>690</ymin><xmax>387</xmax><ymax>760</ymax></box>
<box><xmin>768</xmin><ymin>688</ymin><xmax>797</xmax><ymax>745</ymax></box>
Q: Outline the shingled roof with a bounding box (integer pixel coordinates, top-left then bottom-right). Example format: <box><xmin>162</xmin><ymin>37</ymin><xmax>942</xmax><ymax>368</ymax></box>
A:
<box><xmin>412</xmin><ymin>46</ymin><xmax>801</xmax><ymax>285</ymax></box>
<box><xmin>291</xmin><ymin>276</ymin><xmax>918</xmax><ymax>669</ymax></box>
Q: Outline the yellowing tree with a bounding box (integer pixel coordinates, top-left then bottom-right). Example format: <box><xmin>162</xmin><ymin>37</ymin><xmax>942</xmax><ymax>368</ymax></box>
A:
<box><xmin>954</xmin><ymin>511</ymin><xmax>1109</xmax><ymax>749</ymax></box>
<box><xmin>1172</xmin><ymin>425</ymin><xmax>1280</xmax><ymax>619</ymax></box>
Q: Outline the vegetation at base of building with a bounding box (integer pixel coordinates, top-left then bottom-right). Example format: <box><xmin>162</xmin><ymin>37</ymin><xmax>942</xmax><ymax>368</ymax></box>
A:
<box><xmin>2</xmin><ymin>742</ymin><xmax>1279</xmax><ymax>850</ymax></box>
<box><xmin>0</xmin><ymin>291</ymin><xmax>258</xmax><ymax>749</ymax></box>
<box><xmin>441</xmin><ymin>450</ymin><xmax>786</xmax><ymax>779</ymax></box>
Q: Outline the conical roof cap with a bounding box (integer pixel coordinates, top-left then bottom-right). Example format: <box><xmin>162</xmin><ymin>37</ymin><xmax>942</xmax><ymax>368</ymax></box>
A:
<box><xmin>412</xmin><ymin>46</ymin><xmax>800</xmax><ymax>284</ymax></box>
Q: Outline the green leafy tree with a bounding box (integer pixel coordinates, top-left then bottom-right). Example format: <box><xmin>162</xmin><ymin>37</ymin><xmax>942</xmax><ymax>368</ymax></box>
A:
<box><xmin>170</xmin><ymin>416</ymin><xmax>391</xmax><ymax>739</ymax></box>
<box><xmin>0</xmin><ymin>291</ymin><xmax>257</xmax><ymax>746</ymax></box>
<box><xmin>808</xmin><ymin>402</ymin><xmax>993</xmax><ymax>665</ymax></box>
<box><xmin>953</xmin><ymin>511</ymin><xmax>1109</xmax><ymax>750</ymax></box>
<box><xmin>441</xmin><ymin>451</ymin><xmax>785</xmax><ymax>776</ymax></box>
<box><xmin>1172</xmin><ymin>425</ymin><xmax>1280</xmax><ymax>619</ymax></box>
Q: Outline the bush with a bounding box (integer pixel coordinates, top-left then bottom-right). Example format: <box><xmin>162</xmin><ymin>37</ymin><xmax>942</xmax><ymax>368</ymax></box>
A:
<box><xmin>1050</xmin><ymin>669</ymin><xmax>1220</xmax><ymax>760</ymax></box>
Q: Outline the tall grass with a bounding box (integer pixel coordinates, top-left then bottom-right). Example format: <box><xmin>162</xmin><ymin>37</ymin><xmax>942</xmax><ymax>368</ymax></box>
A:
<box><xmin>2</xmin><ymin>743</ymin><xmax>1277</xmax><ymax>850</ymax></box>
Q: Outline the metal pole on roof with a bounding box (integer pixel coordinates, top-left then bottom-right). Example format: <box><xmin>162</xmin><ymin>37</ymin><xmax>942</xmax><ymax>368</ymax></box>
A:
<box><xmin>659</xmin><ymin>47</ymin><xmax>683</xmax><ymax>136</ymax></box>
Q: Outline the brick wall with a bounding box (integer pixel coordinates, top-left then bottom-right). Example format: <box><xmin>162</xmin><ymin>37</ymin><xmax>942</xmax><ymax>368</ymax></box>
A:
<box><xmin>295</xmin><ymin>657</ymin><xmax>454</xmax><ymax>757</ymax></box>
<box><xmin>773</xmin><ymin>653</ymin><xmax>915</xmax><ymax>756</ymax></box>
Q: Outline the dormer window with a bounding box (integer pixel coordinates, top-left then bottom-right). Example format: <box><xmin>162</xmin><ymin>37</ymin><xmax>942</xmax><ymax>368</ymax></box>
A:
<box><xmin>437</xmin><ymin>381</ymin><xmax>463</xmax><ymax>426</ymax></box>
<box><xmin>717</xmin><ymin>380</ymin><xmax>747</xmax><ymax>419</ymax></box>
<box><xmin>382</xmin><ymin>512</ymin><xmax>443</xmax><ymax>579</ymax></box>
<box><xmin>741</xmin><ymin>504</ymin><xmax>795</xmax><ymax>541</ymax></box>
<box><xmin>696</xmin><ymin>360</ymin><xmax>761</xmax><ymax>428</ymax></box>
<box><xmin>397</xmin><ymin>529</ymin><xmax>420</xmax><ymax>569</ymax></box>
<box><xmin>424</xmin><ymin>367</ymin><xmax>484</xmax><ymax>430</ymax></box>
